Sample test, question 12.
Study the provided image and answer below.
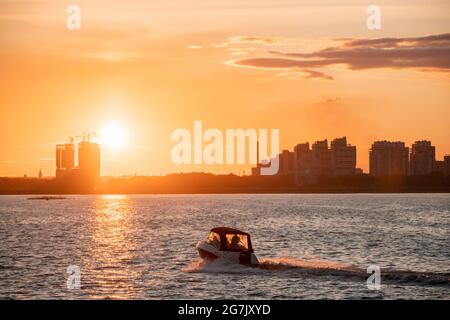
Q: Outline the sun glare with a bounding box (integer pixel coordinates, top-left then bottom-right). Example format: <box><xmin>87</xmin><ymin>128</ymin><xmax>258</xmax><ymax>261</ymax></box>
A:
<box><xmin>100</xmin><ymin>122</ymin><xmax>127</xmax><ymax>149</ymax></box>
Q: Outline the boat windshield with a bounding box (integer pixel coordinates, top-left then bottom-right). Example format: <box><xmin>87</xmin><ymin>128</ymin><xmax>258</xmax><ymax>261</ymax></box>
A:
<box><xmin>206</xmin><ymin>231</ymin><xmax>220</xmax><ymax>248</ymax></box>
<box><xmin>225</xmin><ymin>234</ymin><xmax>249</xmax><ymax>251</ymax></box>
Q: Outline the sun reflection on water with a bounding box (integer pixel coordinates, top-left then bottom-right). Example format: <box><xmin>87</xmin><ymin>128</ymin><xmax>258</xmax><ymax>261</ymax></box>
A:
<box><xmin>101</xmin><ymin>194</ymin><xmax>128</xmax><ymax>200</ymax></box>
<box><xmin>82</xmin><ymin>195</ymin><xmax>142</xmax><ymax>299</ymax></box>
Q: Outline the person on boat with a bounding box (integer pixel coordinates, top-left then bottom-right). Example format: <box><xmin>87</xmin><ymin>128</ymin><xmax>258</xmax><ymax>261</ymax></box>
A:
<box><xmin>208</xmin><ymin>234</ymin><xmax>220</xmax><ymax>248</ymax></box>
<box><xmin>230</xmin><ymin>234</ymin><xmax>243</xmax><ymax>250</ymax></box>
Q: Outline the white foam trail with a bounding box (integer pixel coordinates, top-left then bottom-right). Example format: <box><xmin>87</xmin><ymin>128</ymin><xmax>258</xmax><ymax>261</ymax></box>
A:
<box><xmin>182</xmin><ymin>256</ymin><xmax>358</xmax><ymax>274</ymax></box>
<box><xmin>259</xmin><ymin>257</ymin><xmax>358</xmax><ymax>271</ymax></box>
<box><xmin>183</xmin><ymin>256</ymin><xmax>450</xmax><ymax>287</ymax></box>
<box><xmin>183</xmin><ymin>258</ymin><xmax>258</xmax><ymax>274</ymax></box>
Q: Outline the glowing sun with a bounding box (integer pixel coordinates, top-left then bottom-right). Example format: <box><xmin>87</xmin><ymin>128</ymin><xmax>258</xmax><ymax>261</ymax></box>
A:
<box><xmin>100</xmin><ymin>122</ymin><xmax>127</xmax><ymax>149</ymax></box>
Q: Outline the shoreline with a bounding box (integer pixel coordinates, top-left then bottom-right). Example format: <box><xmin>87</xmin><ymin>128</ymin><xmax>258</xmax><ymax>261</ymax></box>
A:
<box><xmin>1</xmin><ymin>191</ymin><xmax>450</xmax><ymax>195</ymax></box>
<box><xmin>1</xmin><ymin>173</ymin><xmax>449</xmax><ymax>194</ymax></box>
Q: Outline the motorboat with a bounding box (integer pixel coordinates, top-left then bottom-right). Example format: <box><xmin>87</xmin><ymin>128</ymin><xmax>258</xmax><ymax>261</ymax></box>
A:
<box><xmin>196</xmin><ymin>227</ymin><xmax>259</xmax><ymax>267</ymax></box>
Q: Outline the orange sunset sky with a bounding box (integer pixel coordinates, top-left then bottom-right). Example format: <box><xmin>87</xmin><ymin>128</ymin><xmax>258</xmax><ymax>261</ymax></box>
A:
<box><xmin>0</xmin><ymin>0</ymin><xmax>449</xmax><ymax>177</ymax></box>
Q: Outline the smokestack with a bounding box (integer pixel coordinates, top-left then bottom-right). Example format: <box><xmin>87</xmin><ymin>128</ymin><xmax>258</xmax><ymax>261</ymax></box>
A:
<box><xmin>257</xmin><ymin>141</ymin><xmax>260</xmax><ymax>164</ymax></box>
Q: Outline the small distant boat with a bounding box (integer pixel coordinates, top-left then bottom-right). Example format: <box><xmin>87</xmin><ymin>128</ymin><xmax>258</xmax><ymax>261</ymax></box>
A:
<box><xmin>27</xmin><ymin>196</ymin><xmax>66</xmax><ymax>200</ymax></box>
<box><xmin>196</xmin><ymin>227</ymin><xmax>260</xmax><ymax>267</ymax></box>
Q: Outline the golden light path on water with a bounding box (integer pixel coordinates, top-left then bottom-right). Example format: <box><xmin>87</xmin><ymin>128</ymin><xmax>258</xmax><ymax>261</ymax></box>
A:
<box><xmin>83</xmin><ymin>195</ymin><xmax>141</xmax><ymax>299</ymax></box>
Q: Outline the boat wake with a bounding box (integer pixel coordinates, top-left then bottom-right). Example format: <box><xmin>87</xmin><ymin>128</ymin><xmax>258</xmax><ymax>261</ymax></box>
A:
<box><xmin>183</xmin><ymin>256</ymin><xmax>450</xmax><ymax>287</ymax></box>
<box><xmin>183</xmin><ymin>258</ymin><xmax>256</xmax><ymax>274</ymax></box>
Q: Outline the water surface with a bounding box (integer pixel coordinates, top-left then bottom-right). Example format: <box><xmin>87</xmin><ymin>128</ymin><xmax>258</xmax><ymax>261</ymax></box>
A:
<box><xmin>0</xmin><ymin>194</ymin><xmax>449</xmax><ymax>299</ymax></box>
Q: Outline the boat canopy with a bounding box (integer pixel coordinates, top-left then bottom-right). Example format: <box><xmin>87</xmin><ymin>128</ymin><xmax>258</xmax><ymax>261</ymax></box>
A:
<box><xmin>207</xmin><ymin>227</ymin><xmax>254</xmax><ymax>252</ymax></box>
<box><xmin>210</xmin><ymin>227</ymin><xmax>250</xmax><ymax>236</ymax></box>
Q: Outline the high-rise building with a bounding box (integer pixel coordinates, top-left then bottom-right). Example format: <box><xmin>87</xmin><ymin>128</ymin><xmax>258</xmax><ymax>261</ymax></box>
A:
<box><xmin>55</xmin><ymin>143</ymin><xmax>75</xmax><ymax>177</ymax></box>
<box><xmin>312</xmin><ymin>140</ymin><xmax>332</xmax><ymax>177</ymax></box>
<box><xmin>444</xmin><ymin>156</ymin><xmax>450</xmax><ymax>178</ymax></box>
<box><xmin>78</xmin><ymin>141</ymin><xmax>100</xmax><ymax>180</ymax></box>
<box><xmin>55</xmin><ymin>134</ymin><xmax>101</xmax><ymax>188</ymax></box>
<box><xmin>278</xmin><ymin>149</ymin><xmax>295</xmax><ymax>175</ymax></box>
<box><xmin>410</xmin><ymin>140</ymin><xmax>436</xmax><ymax>175</ymax></box>
<box><xmin>330</xmin><ymin>137</ymin><xmax>356</xmax><ymax>176</ymax></box>
<box><xmin>369</xmin><ymin>141</ymin><xmax>409</xmax><ymax>176</ymax></box>
<box><xmin>293</xmin><ymin>143</ymin><xmax>313</xmax><ymax>182</ymax></box>
<box><xmin>435</xmin><ymin>160</ymin><xmax>444</xmax><ymax>174</ymax></box>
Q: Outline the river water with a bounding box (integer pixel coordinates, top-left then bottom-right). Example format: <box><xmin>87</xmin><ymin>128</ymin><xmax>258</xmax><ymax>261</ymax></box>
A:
<box><xmin>0</xmin><ymin>194</ymin><xmax>449</xmax><ymax>299</ymax></box>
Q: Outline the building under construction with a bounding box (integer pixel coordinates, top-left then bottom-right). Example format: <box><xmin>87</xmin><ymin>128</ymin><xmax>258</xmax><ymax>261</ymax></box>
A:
<box><xmin>56</xmin><ymin>134</ymin><xmax>100</xmax><ymax>184</ymax></box>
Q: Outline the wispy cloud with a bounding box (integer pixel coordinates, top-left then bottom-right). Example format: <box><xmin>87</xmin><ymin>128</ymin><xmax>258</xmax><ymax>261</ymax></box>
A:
<box><xmin>187</xmin><ymin>45</ymin><xmax>203</xmax><ymax>50</ymax></box>
<box><xmin>228</xmin><ymin>33</ymin><xmax>450</xmax><ymax>79</ymax></box>
<box><xmin>215</xmin><ymin>35</ymin><xmax>279</xmax><ymax>48</ymax></box>
<box><xmin>278</xmin><ymin>69</ymin><xmax>334</xmax><ymax>80</ymax></box>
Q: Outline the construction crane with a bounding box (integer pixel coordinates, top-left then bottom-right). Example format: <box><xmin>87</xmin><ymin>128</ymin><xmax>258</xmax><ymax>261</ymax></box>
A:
<box><xmin>64</xmin><ymin>131</ymin><xmax>97</xmax><ymax>144</ymax></box>
<box><xmin>77</xmin><ymin>131</ymin><xmax>96</xmax><ymax>142</ymax></box>
<box><xmin>63</xmin><ymin>132</ymin><xmax>76</xmax><ymax>144</ymax></box>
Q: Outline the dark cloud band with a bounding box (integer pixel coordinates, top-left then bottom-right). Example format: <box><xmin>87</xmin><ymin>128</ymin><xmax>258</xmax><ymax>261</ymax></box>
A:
<box><xmin>231</xmin><ymin>33</ymin><xmax>450</xmax><ymax>79</ymax></box>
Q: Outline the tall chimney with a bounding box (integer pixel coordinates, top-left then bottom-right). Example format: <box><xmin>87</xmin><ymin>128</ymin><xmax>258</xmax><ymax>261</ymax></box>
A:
<box><xmin>257</xmin><ymin>141</ymin><xmax>260</xmax><ymax>164</ymax></box>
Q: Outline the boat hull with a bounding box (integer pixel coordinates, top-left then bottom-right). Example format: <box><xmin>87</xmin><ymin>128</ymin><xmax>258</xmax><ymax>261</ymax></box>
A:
<box><xmin>196</xmin><ymin>241</ymin><xmax>260</xmax><ymax>267</ymax></box>
<box><xmin>198</xmin><ymin>248</ymin><xmax>219</xmax><ymax>261</ymax></box>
